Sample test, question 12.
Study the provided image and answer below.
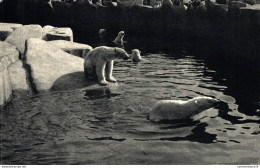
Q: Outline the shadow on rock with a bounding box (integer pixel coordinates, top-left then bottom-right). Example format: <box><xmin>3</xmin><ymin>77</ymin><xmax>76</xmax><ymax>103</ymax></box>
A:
<box><xmin>50</xmin><ymin>72</ymin><xmax>97</xmax><ymax>91</ymax></box>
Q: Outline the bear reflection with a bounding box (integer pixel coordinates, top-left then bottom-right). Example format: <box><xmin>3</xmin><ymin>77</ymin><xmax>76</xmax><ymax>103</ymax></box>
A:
<box><xmin>84</xmin><ymin>87</ymin><xmax>121</xmax><ymax>100</ymax></box>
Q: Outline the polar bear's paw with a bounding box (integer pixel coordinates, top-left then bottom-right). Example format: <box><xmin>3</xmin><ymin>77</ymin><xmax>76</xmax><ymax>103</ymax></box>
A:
<box><xmin>107</xmin><ymin>76</ymin><xmax>117</xmax><ymax>83</ymax></box>
<box><xmin>99</xmin><ymin>79</ymin><xmax>109</xmax><ymax>85</ymax></box>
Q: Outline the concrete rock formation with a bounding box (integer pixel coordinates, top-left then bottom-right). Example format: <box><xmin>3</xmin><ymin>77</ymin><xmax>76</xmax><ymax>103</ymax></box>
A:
<box><xmin>0</xmin><ymin>26</ymin><xmax>13</xmax><ymax>41</ymax></box>
<box><xmin>5</xmin><ymin>24</ymin><xmax>43</xmax><ymax>55</ymax></box>
<box><xmin>7</xmin><ymin>60</ymin><xmax>32</xmax><ymax>94</ymax></box>
<box><xmin>0</xmin><ymin>22</ymin><xmax>23</xmax><ymax>30</ymax></box>
<box><xmin>0</xmin><ymin>41</ymin><xmax>19</xmax><ymax>108</ymax></box>
<box><xmin>0</xmin><ymin>41</ymin><xmax>19</xmax><ymax>67</ymax></box>
<box><xmin>0</xmin><ymin>68</ymin><xmax>12</xmax><ymax>108</ymax></box>
<box><xmin>42</xmin><ymin>25</ymin><xmax>73</xmax><ymax>41</ymax></box>
<box><xmin>24</xmin><ymin>38</ymin><xmax>84</xmax><ymax>93</ymax></box>
<box><xmin>48</xmin><ymin>40</ymin><xmax>92</xmax><ymax>57</ymax></box>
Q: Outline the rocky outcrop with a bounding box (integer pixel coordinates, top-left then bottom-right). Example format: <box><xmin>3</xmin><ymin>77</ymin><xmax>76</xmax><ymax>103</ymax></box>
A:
<box><xmin>42</xmin><ymin>25</ymin><xmax>73</xmax><ymax>41</ymax></box>
<box><xmin>0</xmin><ymin>26</ymin><xmax>13</xmax><ymax>41</ymax></box>
<box><xmin>0</xmin><ymin>24</ymin><xmax>93</xmax><ymax>107</ymax></box>
<box><xmin>0</xmin><ymin>68</ymin><xmax>12</xmax><ymax>108</ymax></box>
<box><xmin>48</xmin><ymin>40</ymin><xmax>92</xmax><ymax>58</ymax></box>
<box><xmin>0</xmin><ymin>22</ymin><xmax>22</xmax><ymax>30</ymax></box>
<box><xmin>24</xmin><ymin>38</ymin><xmax>84</xmax><ymax>93</ymax></box>
<box><xmin>0</xmin><ymin>41</ymin><xmax>19</xmax><ymax>66</ymax></box>
<box><xmin>5</xmin><ymin>24</ymin><xmax>43</xmax><ymax>55</ymax></box>
<box><xmin>0</xmin><ymin>41</ymin><xmax>19</xmax><ymax>108</ymax></box>
<box><xmin>7</xmin><ymin>60</ymin><xmax>32</xmax><ymax>94</ymax></box>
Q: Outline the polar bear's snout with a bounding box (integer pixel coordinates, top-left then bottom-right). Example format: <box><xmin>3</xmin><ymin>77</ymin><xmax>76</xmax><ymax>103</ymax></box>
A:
<box><xmin>212</xmin><ymin>99</ymin><xmax>220</xmax><ymax>107</ymax></box>
<box><xmin>208</xmin><ymin>98</ymin><xmax>220</xmax><ymax>106</ymax></box>
<box><xmin>123</xmin><ymin>53</ymin><xmax>130</xmax><ymax>60</ymax></box>
<box><xmin>119</xmin><ymin>31</ymin><xmax>125</xmax><ymax>36</ymax></box>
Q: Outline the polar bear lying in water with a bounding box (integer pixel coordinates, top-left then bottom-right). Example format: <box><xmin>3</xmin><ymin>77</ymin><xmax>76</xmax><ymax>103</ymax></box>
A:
<box><xmin>149</xmin><ymin>96</ymin><xmax>219</xmax><ymax>122</ymax></box>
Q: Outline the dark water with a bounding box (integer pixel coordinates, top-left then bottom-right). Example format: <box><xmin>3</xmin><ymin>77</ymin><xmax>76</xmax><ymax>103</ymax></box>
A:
<box><xmin>1</xmin><ymin>51</ymin><xmax>260</xmax><ymax>164</ymax></box>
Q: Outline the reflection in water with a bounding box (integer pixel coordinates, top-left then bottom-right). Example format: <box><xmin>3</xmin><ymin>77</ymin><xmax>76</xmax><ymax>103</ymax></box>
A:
<box><xmin>204</xmin><ymin>57</ymin><xmax>260</xmax><ymax>117</ymax></box>
<box><xmin>84</xmin><ymin>88</ymin><xmax>121</xmax><ymax>100</ymax></box>
<box><xmin>160</xmin><ymin>123</ymin><xmax>217</xmax><ymax>144</ymax></box>
<box><xmin>218</xmin><ymin>101</ymin><xmax>260</xmax><ymax>125</ymax></box>
<box><xmin>1</xmin><ymin>50</ymin><xmax>260</xmax><ymax>164</ymax></box>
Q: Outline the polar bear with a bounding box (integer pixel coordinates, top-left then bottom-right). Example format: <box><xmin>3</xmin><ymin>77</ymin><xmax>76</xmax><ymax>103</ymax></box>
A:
<box><xmin>131</xmin><ymin>49</ymin><xmax>146</xmax><ymax>62</ymax></box>
<box><xmin>112</xmin><ymin>31</ymin><xmax>125</xmax><ymax>47</ymax></box>
<box><xmin>149</xmin><ymin>96</ymin><xmax>219</xmax><ymax>122</ymax></box>
<box><xmin>99</xmin><ymin>29</ymin><xmax>106</xmax><ymax>42</ymax></box>
<box><xmin>84</xmin><ymin>46</ymin><xmax>129</xmax><ymax>85</ymax></box>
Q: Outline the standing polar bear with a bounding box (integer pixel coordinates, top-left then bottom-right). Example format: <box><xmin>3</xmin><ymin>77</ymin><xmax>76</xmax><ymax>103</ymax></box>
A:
<box><xmin>84</xmin><ymin>46</ymin><xmax>129</xmax><ymax>85</ymax></box>
<box><xmin>112</xmin><ymin>31</ymin><xmax>125</xmax><ymax>47</ymax></box>
<box><xmin>149</xmin><ymin>96</ymin><xmax>219</xmax><ymax>122</ymax></box>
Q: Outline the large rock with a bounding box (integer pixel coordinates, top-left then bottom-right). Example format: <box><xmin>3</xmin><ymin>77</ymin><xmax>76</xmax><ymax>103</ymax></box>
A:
<box><xmin>0</xmin><ymin>22</ymin><xmax>22</xmax><ymax>30</ymax></box>
<box><xmin>5</xmin><ymin>25</ymin><xmax>43</xmax><ymax>55</ymax></box>
<box><xmin>0</xmin><ymin>41</ymin><xmax>19</xmax><ymax>107</ymax></box>
<box><xmin>42</xmin><ymin>25</ymin><xmax>73</xmax><ymax>41</ymax></box>
<box><xmin>0</xmin><ymin>26</ymin><xmax>13</xmax><ymax>41</ymax></box>
<box><xmin>0</xmin><ymin>68</ymin><xmax>12</xmax><ymax>108</ymax></box>
<box><xmin>24</xmin><ymin>38</ymin><xmax>84</xmax><ymax>93</ymax></box>
<box><xmin>0</xmin><ymin>41</ymin><xmax>19</xmax><ymax>69</ymax></box>
<box><xmin>48</xmin><ymin>40</ymin><xmax>92</xmax><ymax>58</ymax></box>
<box><xmin>7</xmin><ymin>60</ymin><xmax>32</xmax><ymax>94</ymax></box>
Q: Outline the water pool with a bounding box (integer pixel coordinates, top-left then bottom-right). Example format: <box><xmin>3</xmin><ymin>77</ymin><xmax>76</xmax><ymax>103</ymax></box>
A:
<box><xmin>1</xmin><ymin>52</ymin><xmax>260</xmax><ymax>164</ymax></box>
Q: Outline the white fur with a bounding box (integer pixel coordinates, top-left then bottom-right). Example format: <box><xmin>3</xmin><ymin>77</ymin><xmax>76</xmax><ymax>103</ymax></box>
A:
<box><xmin>131</xmin><ymin>49</ymin><xmax>146</xmax><ymax>62</ymax></box>
<box><xmin>99</xmin><ymin>29</ymin><xmax>106</xmax><ymax>35</ymax></box>
<box><xmin>84</xmin><ymin>46</ymin><xmax>129</xmax><ymax>85</ymax></box>
<box><xmin>99</xmin><ymin>29</ymin><xmax>106</xmax><ymax>42</ymax></box>
<box><xmin>149</xmin><ymin>96</ymin><xmax>219</xmax><ymax>122</ymax></box>
<box><xmin>113</xmin><ymin>31</ymin><xmax>125</xmax><ymax>46</ymax></box>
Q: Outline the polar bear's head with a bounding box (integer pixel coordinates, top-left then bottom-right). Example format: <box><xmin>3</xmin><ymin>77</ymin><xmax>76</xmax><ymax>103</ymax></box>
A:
<box><xmin>114</xmin><ymin>47</ymin><xmax>129</xmax><ymax>60</ymax></box>
<box><xmin>192</xmin><ymin>97</ymin><xmax>219</xmax><ymax>111</ymax></box>
<box><xmin>99</xmin><ymin>29</ymin><xmax>106</xmax><ymax>40</ymax></box>
<box><xmin>113</xmin><ymin>31</ymin><xmax>125</xmax><ymax>46</ymax></box>
<box><xmin>117</xmin><ymin>31</ymin><xmax>125</xmax><ymax>39</ymax></box>
<box><xmin>131</xmin><ymin>49</ymin><xmax>142</xmax><ymax>62</ymax></box>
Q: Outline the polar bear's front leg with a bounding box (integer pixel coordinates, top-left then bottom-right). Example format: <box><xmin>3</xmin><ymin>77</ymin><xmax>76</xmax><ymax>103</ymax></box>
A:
<box><xmin>106</xmin><ymin>60</ymin><xmax>117</xmax><ymax>83</ymax></box>
<box><xmin>96</xmin><ymin>59</ymin><xmax>108</xmax><ymax>85</ymax></box>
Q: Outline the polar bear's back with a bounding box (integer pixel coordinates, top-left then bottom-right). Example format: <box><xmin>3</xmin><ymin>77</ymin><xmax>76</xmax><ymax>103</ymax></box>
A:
<box><xmin>149</xmin><ymin>97</ymin><xmax>219</xmax><ymax>122</ymax></box>
<box><xmin>86</xmin><ymin>46</ymin><xmax>114</xmax><ymax>58</ymax></box>
<box><xmin>85</xmin><ymin>46</ymin><xmax>117</xmax><ymax>64</ymax></box>
<box><xmin>150</xmin><ymin>100</ymin><xmax>195</xmax><ymax>121</ymax></box>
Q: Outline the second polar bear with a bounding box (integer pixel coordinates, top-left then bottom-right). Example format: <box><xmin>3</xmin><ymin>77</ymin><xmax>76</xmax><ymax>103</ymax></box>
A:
<box><xmin>113</xmin><ymin>31</ymin><xmax>125</xmax><ymax>47</ymax></box>
<box><xmin>149</xmin><ymin>97</ymin><xmax>219</xmax><ymax>122</ymax></box>
<box><xmin>84</xmin><ymin>46</ymin><xmax>129</xmax><ymax>85</ymax></box>
<box><xmin>131</xmin><ymin>49</ymin><xmax>146</xmax><ymax>62</ymax></box>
